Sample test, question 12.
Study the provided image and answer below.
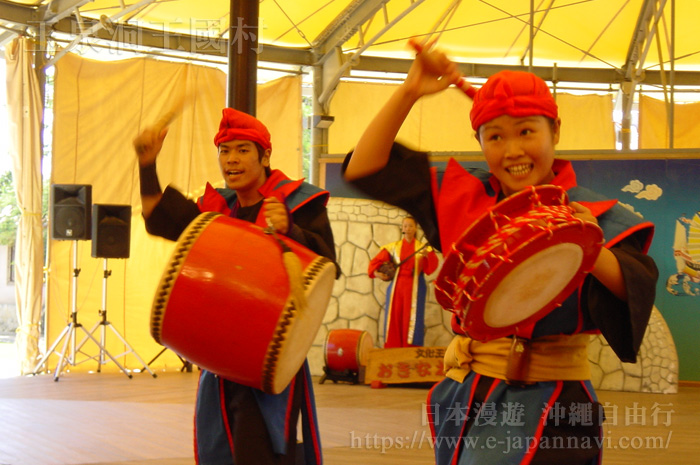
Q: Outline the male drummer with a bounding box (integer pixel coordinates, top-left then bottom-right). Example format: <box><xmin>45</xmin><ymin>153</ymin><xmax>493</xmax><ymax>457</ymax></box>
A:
<box><xmin>134</xmin><ymin>108</ymin><xmax>338</xmax><ymax>465</ymax></box>
<box><xmin>343</xmin><ymin>43</ymin><xmax>658</xmax><ymax>465</ymax></box>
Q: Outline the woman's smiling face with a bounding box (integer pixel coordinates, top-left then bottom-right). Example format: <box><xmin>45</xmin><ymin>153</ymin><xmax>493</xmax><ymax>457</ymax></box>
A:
<box><xmin>477</xmin><ymin>114</ymin><xmax>560</xmax><ymax>197</ymax></box>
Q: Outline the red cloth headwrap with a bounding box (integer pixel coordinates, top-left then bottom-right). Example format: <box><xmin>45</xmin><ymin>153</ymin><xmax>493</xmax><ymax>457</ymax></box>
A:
<box><xmin>469</xmin><ymin>70</ymin><xmax>558</xmax><ymax>131</ymax></box>
<box><xmin>213</xmin><ymin>108</ymin><xmax>272</xmax><ymax>150</ymax></box>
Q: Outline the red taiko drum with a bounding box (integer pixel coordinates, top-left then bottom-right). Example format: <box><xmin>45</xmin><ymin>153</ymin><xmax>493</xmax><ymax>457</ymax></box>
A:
<box><xmin>434</xmin><ymin>185</ymin><xmax>604</xmax><ymax>342</ymax></box>
<box><xmin>150</xmin><ymin>212</ymin><xmax>336</xmax><ymax>394</ymax></box>
<box><xmin>324</xmin><ymin>329</ymin><xmax>373</xmax><ymax>372</ymax></box>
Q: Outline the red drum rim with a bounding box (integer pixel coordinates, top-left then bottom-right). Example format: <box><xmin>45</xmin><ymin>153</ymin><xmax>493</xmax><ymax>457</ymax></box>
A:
<box><xmin>435</xmin><ymin>185</ymin><xmax>604</xmax><ymax>341</ymax></box>
<box><xmin>150</xmin><ymin>211</ymin><xmax>219</xmax><ymax>345</ymax></box>
<box><xmin>323</xmin><ymin>329</ymin><xmax>374</xmax><ymax>371</ymax></box>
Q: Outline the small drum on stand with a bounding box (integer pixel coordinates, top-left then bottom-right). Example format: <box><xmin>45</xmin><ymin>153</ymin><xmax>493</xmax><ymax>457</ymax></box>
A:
<box><xmin>320</xmin><ymin>329</ymin><xmax>374</xmax><ymax>384</ymax></box>
<box><xmin>434</xmin><ymin>185</ymin><xmax>604</xmax><ymax>342</ymax></box>
<box><xmin>150</xmin><ymin>212</ymin><xmax>336</xmax><ymax>394</ymax></box>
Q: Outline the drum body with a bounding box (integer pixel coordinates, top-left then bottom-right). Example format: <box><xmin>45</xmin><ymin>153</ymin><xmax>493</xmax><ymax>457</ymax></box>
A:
<box><xmin>324</xmin><ymin>329</ymin><xmax>373</xmax><ymax>372</ymax></box>
<box><xmin>435</xmin><ymin>185</ymin><xmax>604</xmax><ymax>342</ymax></box>
<box><xmin>150</xmin><ymin>212</ymin><xmax>336</xmax><ymax>394</ymax></box>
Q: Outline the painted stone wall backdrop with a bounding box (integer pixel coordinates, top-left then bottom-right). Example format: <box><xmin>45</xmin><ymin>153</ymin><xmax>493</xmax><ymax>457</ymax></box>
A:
<box><xmin>310</xmin><ymin>198</ymin><xmax>679</xmax><ymax>395</ymax></box>
<box><xmin>588</xmin><ymin>307</ymin><xmax>678</xmax><ymax>393</ymax></box>
<box><xmin>306</xmin><ymin>198</ymin><xmax>453</xmax><ymax>376</ymax></box>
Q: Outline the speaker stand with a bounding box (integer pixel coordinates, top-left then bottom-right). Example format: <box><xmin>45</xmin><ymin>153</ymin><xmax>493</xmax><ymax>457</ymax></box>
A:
<box><xmin>32</xmin><ymin>242</ymin><xmax>129</xmax><ymax>380</ymax></box>
<box><xmin>80</xmin><ymin>258</ymin><xmax>157</xmax><ymax>378</ymax></box>
<box><xmin>146</xmin><ymin>347</ymin><xmax>193</xmax><ymax>372</ymax></box>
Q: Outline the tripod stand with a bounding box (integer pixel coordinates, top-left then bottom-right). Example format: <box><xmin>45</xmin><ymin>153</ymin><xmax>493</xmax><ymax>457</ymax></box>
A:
<box><xmin>83</xmin><ymin>258</ymin><xmax>156</xmax><ymax>378</ymax></box>
<box><xmin>80</xmin><ymin>258</ymin><xmax>156</xmax><ymax>378</ymax></box>
<box><xmin>32</xmin><ymin>242</ymin><xmax>129</xmax><ymax>380</ymax></box>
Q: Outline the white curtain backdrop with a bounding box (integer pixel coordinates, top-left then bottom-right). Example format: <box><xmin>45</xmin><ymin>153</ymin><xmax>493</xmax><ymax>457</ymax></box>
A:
<box><xmin>45</xmin><ymin>52</ymin><xmax>302</xmax><ymax>372</ymax></box>
<box><xmin>5</xmin><ymin>37</ymin><xmax>45</xmax><ymax>374</ymax></box>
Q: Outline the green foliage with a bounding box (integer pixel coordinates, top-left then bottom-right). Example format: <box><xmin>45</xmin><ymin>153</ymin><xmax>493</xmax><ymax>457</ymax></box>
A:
<box><xmin>0</xmin><ymin>171</ymin><xmax>49</xmax><ymax>247</ymax></box>
<box><xmin>0</xmin><ymin>171</ymin><xmax>20</xmax><ymax>246</ymax></box>
<box><xmin>302</xmin><ymin>95</ymin><xmax>312</xmax><ymax>179</ymax></box>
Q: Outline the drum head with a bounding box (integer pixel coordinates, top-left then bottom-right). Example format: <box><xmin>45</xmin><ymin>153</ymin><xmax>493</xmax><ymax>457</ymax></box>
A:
<box><xmin>483</xmin><ymin>241</ymin><xmax>582</xmax><ymax>328</ymax></box>
<box><xmin>267</xmin><ymin>257</ymin><xmax>337</xmax><ymax>394</ymax></box>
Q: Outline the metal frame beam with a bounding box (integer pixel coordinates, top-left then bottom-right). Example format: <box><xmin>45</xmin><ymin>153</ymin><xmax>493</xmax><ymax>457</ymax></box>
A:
<box><xmin>619</xmin><ymin>0</ymin><xmax>666</xmax><ymax>149</ymax></box>
<box><xmin>311</xmin><ymin>0</ymin><xmax>389</xmax><ymax>65</ymax></box>
<box><xmin>316</xmin><ymin>0</ymin><xmax>427</xmax><ymax>108</ymax></box>
<box><xmin>0</xmin><ymin>0</ymin><xmax>40</xmax><ymax>27</ymax></box>
<box><xmin>7</xmin><ymin>9</ymin><xmax>693</xmax><ymax>89</ymax></box>
<box><xmin>38</xmin><ymin>0</ymin><xmax>113</xmax><ymax>25</ymax></box>
<box><xmin>1</xmin><ymin>1</ymin><xmax>695</xmax><ymax>88</ymax></box>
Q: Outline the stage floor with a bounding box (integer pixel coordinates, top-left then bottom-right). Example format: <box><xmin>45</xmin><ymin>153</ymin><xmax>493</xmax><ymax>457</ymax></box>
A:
<box><xmin>0</xmin><ymin>369</ymin><xmax>697</xmax><ymax>465</ymax></box>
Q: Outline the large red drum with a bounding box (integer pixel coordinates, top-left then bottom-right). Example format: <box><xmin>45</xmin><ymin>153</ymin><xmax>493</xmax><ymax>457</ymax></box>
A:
<box><xmin>434</xmin><ymin>185</ymin><xmax>604</xmax><ymax>342</ymax></box>
<box><xmin>150</xmin><ymin>212</ymin><xmax>336</xmax><ymax>394</ymax></box>
<box><xmin>324</xmin><ymin>329</ymin><xmax>373</xmax><ymax>372</ymax></box>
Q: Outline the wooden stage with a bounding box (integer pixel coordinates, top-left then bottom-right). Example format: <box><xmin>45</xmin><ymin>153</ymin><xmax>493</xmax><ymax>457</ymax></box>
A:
<box><xmin>0</xmin><ymin>369</ymin><xmax>698</xmax><ymax>465</ymax></box>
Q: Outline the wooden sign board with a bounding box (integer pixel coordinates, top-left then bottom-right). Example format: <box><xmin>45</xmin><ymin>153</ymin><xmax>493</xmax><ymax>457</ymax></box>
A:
<box><xmin>364</xmin><ymin>346</ymin><xmax>447</xmax><ymax>385</ymax></box>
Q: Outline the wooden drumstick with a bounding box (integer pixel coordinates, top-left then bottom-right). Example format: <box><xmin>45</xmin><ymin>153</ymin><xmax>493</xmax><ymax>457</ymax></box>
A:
<box><xmin>134</xmin><ymin>92</ymin><xmax>189</xmax><ymax>156</ymax></box>
<box><xmin>153</xmin><ymin>91</ymin><xmax>188</xmax><ymax>134</ymax></box>
<box><xmin>408</xmin><ymin>38</ymin><xmax>476</xmax><ymax>99</ymax></box>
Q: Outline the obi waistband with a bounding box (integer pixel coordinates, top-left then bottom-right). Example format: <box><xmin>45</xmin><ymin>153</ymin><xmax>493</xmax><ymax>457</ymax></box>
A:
<box><xmin>444</xmin><ymin>333</ymin><xmax>591</xmax><ymax>383</ymax></box>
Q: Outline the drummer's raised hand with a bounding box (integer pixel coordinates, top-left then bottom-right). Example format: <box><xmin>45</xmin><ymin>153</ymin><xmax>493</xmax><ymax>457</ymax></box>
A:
<box><xmin>345</xmin><ymin>40</ymin><xmax>461</xmax><ymax>181</ymax></box>
<box><xmin>263</xmin><ymin>197</ymin><xmax>290</xmax><ymax>234</ymax></box>
<box><xmin>405</xmin><ymin>39</ymin><xmax>463</xmax><ymax>99</ymax></box>
<box><xmin>133</xmin><ymin>126</ymin><xmax>168</xmax><ymax>167</ymax></box>
<box><xmin>570</xmin><ymin>202</ymin><xmax>598</xmax><ymax>226</ymax></box>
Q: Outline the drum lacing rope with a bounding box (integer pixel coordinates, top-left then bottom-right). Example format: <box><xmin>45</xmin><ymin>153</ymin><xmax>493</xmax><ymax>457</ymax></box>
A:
<box><xmin>447</xmin><ymin>203</ymin><xmax>579</xmax><ymax>310</ymax></box>
<box><xmin>433</xmin><ymin>280</ymin><xmax>455</xmax><ymax>310</ymax></box>
<box><xmin>436</xmin><ymin>186</ymin><xmax>592</xmax><ymax>323</ymax></box>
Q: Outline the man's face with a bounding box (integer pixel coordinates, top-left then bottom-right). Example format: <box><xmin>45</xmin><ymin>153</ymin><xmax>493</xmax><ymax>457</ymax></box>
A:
<box><xmin>477</xmin><ymin>114</ymin><xmax>560</xmax><ymax>197</ymax></box>
<box><xmin>218</xmin><ymin>139</ymin><xmax>270</xmax><ymax>195</ymax></box>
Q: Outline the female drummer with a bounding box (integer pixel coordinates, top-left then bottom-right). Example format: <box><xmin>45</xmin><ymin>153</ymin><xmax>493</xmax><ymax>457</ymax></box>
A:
<box><xmin>134</xmin><ymin>108</ymin><xmax>338</xmax><ymax>465</ymax></box>
<box><xmin>343</xmin><ymin>43</ymin><xmax>658</xmax><ymax>464</ymax></box>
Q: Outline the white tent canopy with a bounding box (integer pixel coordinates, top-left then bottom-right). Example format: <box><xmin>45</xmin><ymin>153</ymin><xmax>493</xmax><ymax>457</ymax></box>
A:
<box><xmin>2</xmin><ymin>0</ymin><xmax>699</xmax><ymax>152</ymax></box>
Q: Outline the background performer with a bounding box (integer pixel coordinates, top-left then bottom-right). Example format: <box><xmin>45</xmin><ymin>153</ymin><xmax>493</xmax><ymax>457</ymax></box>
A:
<box><xmin>368</xmin><ymin>216</ymin><xmax>438</xmax><ymax>347</ymax></box>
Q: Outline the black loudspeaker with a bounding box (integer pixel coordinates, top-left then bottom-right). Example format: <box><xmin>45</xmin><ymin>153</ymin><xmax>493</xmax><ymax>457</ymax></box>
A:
<box><xmin>51</xmin><ymin>184</ymin><xmax>92</xmax><ymax>240</ymax></box>
<box><xmin>91</xmin><ymin>204</ymin><xmax>132</xmax><ymax>259</ymax></box>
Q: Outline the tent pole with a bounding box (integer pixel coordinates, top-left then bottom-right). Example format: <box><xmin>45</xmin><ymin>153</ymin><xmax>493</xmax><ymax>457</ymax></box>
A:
<box><xmin>669</xmin><ymin>0</ymin><xmax>675</xmax><ymax>149</ymax></box>
<box><xmin>310</xmin><ymin>65</ymin><xmax>326</xmax><ymax>186</ymax></box>
<box><xmin>528</xmin><ymin>0</ymin><xmax>534</xmax><ymax>71</ymax></box>
<box><xmin>228</xmin><ymin>0</ymin><xmax>259</xmax><ymax>114</ymax></box>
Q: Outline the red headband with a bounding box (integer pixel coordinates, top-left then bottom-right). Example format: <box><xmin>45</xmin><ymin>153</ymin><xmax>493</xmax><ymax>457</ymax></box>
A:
<box><xmin>469</xmin><ymin>70</ymin><xmax>558</xmax><ymax>131</ymax></box>
<box><xmin>214</xmin><ymin>108</ymin><xmax>272</xmax><ymax>150</ymax></box>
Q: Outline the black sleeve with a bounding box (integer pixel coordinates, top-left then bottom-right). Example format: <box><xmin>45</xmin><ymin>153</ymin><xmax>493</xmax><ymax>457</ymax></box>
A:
<box><xmin>144</xmin><ymin>186</ymin><xmax>202</xmax><ymax>241</ymax></box>
<box><xmin>289</xmin><ymin>197</ymin><xmax>340</xmax><ymax>278</ymax></box>
<box><xmin>342</xmin><ymin>142</ymin><xmax>442</xmax><ymax>251</ymax></box>
<box><xmin>584</xmin><ymin>234</ymin><xmax>659</xmax><ymax>362</ymax></box>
